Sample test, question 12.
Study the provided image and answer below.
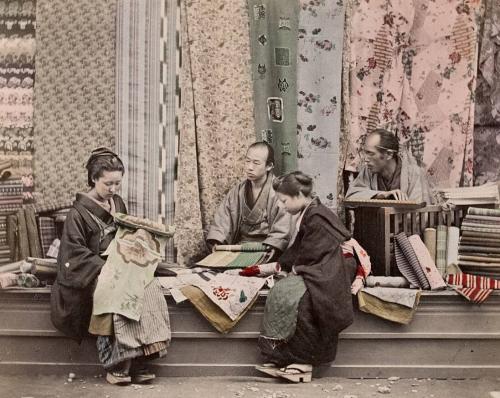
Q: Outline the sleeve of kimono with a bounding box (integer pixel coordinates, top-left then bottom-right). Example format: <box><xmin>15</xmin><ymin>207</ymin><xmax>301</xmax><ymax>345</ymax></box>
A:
<box><xmin>57</xmin><ymin>210</ymin><xmax>105</xmax><ymax>290</ymax></box>
<box><xmin>345</xmin><ymin>166</ymin><xmax>380</xmax><ymax>200</ymax></box>
<box><xmin>206</xmin><ymin>186</ymin><xmax>237</xmax><ymax>244</ymax></box>
<box><xmin>263</xmin><ymin>202</ymin><xmax>293</xmax><ymax>252</ymax></box>
<box><xmin>407</xmin><ymin>166</ymin><xmax>434</xmax><ymax>204</ymax></box>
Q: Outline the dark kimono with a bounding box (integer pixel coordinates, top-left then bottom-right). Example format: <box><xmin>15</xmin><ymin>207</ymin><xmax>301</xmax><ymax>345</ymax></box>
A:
<box><xmin>258</xmin><ymin>198</ymin><xmax>354</xmax><ymax>366</ymax></box>
<box><xmin>50</xmin><ymin>193</ymin><xmax>127</xmax><ymax>341</ymax></box>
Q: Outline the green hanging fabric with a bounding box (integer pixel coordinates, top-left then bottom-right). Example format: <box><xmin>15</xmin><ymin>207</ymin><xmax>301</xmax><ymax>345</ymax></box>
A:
<box><xmin>248</xmin><ymin>0</ymin><xmax>299</xmax><ymax>175</ymax></box>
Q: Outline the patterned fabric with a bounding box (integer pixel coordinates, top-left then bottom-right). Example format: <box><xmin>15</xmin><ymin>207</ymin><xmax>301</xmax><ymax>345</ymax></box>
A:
<box><xmin>34</xmin><ymin>0</ymin><xmax>116</xmax><ymax>202</ymax></box>
<box><xmin>475</xmin><ymin>0</ymin><xmax>500</xmax><ymax>126</ymax></box>
<box><xmin>447</xmin><ymin>273</ymin><xmax>500</xmax><ymax>304</ymax></box>
<box><xmin>473</xmin><ymin>127</ymin><xmax>500</xmax><ymax>185</ymax></box>
<box><xmin>175</xmin><ymin>0</ymin><xmax>255</xmax><ymax>264</ymax></box>
<box><xmin>408</xmin><ymin>234</ymin><xmax>446</xmax><ymax>290</ymax></box>
<box><xmin>115</xmin><ymin>0</ymin><xmax>162</xmax><ymax>222</ymax></box>
<box><xmin>37</xmin><ymin>216</ymin><xmax>56</xmax><ymax>257</ymax></box>
<box><xmin>160</xmin><ymin>0</ymin><xmax>181</xmax><ymax>262</ymax></box>
<box><xmin>0</xmin><ymin>0</ymin><xmax>35</xmax><ymax>179</ymax></box>
<box><xmin>346</xmin><ymin>0</ymin><xmax>480</xmax><ymax>188</ymax></box>
<box><xmin>93</xmin><ymin>226</ymin><xmax>168</xmax><ymax>321</ymax></box>
<box><xmin>394</xmin><ymin>232</ymin><xmax>430</xmax><ymax>289</ymax></box>
<box><xmin>248</xmin><ymin>0</ymin><xmax>299</xmax><ymax>174</ymax></box>
<box><xmin>296</xmin><ymin>0</ymin><xmax>345</xmax><ymax>209</ymax></box>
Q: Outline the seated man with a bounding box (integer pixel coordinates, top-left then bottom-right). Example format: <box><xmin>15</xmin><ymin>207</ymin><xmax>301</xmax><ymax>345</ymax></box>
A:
<box><xmin>346</xmin><ymin>129</ymin><xmax>433</xmax><ymax>203</ymax></box>
<box><xmin>206</xmin><ymin>142</ymin><xmax>293</xmax><ymax>258</ymax></box>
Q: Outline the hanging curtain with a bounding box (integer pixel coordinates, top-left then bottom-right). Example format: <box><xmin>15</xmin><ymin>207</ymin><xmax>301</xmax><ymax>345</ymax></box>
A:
<box><xmin>296</xmin><ymin>0</ymin><xmax>345</xmax><ymax>210</ymax></box>
<box><xmin>346</xmin><ymin>0</ymin><xmax>480</xmax><ymax>188</ymax></box>
<box><xmin>34</xmin><ymin>0</ymin><xmax>116</xmax><ymax>202</ymax></box>
<box><xmin>175</xmin><ymin>0</ymin><xmax>256</xmax><ymax>265</ymax></box>
<box><xmin>247</xmin><ymin>0</ymin><xmax>299</xmax><ymax>175</ymax></box>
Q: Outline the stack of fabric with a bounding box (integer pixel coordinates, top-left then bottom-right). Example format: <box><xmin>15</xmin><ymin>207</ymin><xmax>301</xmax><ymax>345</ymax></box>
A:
<box><xmin>435</xmin><ymin>183</ymin><xmax>499</xmax><ymax>208</ymax></box>
<box><xmin>0</xmin><ymin>179</ymin><xmax>24</xmax><ymax>265</ymax></box>
<box><xmin>457</xmin><ymin>207</ymin><xmax>500</xmax><ymax>278</ymax></box>
<box><xmin>196</xmin><ymin>243</ymin><xmax>269</xmax><ymax>269</ymax></box>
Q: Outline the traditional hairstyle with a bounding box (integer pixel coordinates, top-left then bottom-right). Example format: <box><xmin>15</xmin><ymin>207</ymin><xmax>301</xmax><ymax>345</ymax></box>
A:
<box><xmin>369</xmin><ymin>129</ymin><xmax>399</xmax><ymax>158</ymax></box>
<box><xmin>85</xmin><ymin>147</ymin><xmax>124</xmax><ymax>187</ymax></box>
<box><xmin>247</xmin><ymin>141</ymin><xmax>275</xmax><ymax>167</ymax></box>
<box><xmin>272</xmin><ymin>171</ymin><xmax>313</xmax><ymax>197</ymax></box>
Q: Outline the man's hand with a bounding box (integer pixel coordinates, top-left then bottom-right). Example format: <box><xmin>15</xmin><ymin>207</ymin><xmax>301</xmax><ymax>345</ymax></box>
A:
<box><xmin>375</xmin><ymin>189</ymin><xmax>408</xmax><ymax>201</ymax></box>
<box><xmin>206</xmin><ymin>239</ymin><xmax>221</xmax><ymax>252</ymax></box>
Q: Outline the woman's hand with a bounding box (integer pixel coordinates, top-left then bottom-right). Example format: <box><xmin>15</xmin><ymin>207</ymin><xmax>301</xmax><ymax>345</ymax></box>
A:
<box><xmin>351</xmin><ymin>278</ymin><xmax>364</xmax><ymax>295</ymax></box>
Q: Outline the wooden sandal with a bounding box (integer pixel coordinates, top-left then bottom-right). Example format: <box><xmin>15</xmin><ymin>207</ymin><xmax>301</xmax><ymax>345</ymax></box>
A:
<box><xmin>276</xmin><ymin>364</ymin><xmax>312</xmax><ymax>383</ymax></box>
<box><xmin>106</xmin><ymin>371</ymin><xmax>131</xmax><ymax>386</ymax></box>
<box><xmin>255</xmin><ymin>363</ymin><xmax>280</xmax><ymax>378</ymax></box>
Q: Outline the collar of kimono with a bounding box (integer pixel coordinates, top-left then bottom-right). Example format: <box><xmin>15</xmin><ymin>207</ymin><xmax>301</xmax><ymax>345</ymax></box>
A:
<box><xmin>75</xmin><ymin>193</ymin><xmax>115</xmax><ymax>224</ymax></box>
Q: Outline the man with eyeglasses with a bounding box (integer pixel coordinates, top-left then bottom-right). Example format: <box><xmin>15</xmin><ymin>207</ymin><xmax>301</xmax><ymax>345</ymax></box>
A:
<box><xmin>345</xmin><ymin>129</ymin><xmax>433</xmax><ymax>203</ymax></box>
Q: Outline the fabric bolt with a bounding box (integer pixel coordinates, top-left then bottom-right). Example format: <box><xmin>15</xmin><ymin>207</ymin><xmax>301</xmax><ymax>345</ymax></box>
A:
<box><xmin>178</xmin><ymin>272</ymin><xmax>266</xmax><ymax>321</ymax></box>
<box><xmin>365</xmin><ymin>276</ymin><xmax>409</xmax><ymax>289</ymax></box>
<box><xmin>175</xmin><ymin>0</ymin><xmax>256</xmax><ymax>265</ymax></box>
<box><xmin>468</xmin><ymin>207</ymin><xmax>500</xmax><ymax>217</ymax></box>
<box><xmin>93</xmin><ymin>226</ymin><xmax>168</xmax><ymax>321</ymax></box>
<box><xmin>459</xmin><ymin>245</ymin><xmax>500</xmax><ymax>255</ymax></box>
<box><xmin>408</xmin><ymin>234</ymin><xmax>446</xmax><ymax>290</ymax></box>
<box><xmin>475</xmin><ymin>0</ymin><xmax>500</xmax><ymax>126</ymax></box>
<box><xmin>424</xmin><ymin>228</ymin><xmax>437</xmax><ymax>263</ymax></box>
<box><xmin>347</xmin><ymin>0</ymin><xmax>480</xmax><ymax>188</ymax></box>
<box><xmin>115</xmin><ymin>0</ymin><xmax>163</xmax><ymax>222</ymax></box>
<box><xmin>261</xmin><ymin>274</ymin><xmax>307</xmax><ymax>341</ymax></box>
<box><xmin>180</xmin><ymin>284</ymin><xmax>260</xmax><ymax>334</ymax></box>
<box><xmin>446</xmin><ymin>226</ymin><xmax>460</xmax><ymax>267</ymax></box>
<box><xmin>248</xmin><ymin>0</ymin><xmax>299</xmax><ymax>174</ymax></box>
<box><xmin>37</xmin><ymin>216</ymin><xmax>56</xmax><ymax>258</ymax></box>
<box><xmin>296</xmin><ymin>0</ymin><xmax>345</xmax><ymax>209</ymax></box>
<box><xmin>34</xmin><ymin>0</ymin><xmax>116</xmax><ymax>202</ymax></box>
<box><xmin>394</xmin><ymin>232</ymin><xmax>430</xmax><ymax>289</ymax></box>
<box><xmin>436</xmin><ymin>225</ymin><xmax>448</xmax><ymax>276</ymax></box>
<box><xmin>358</xmin><ymin>288</ymin><xmax>421</xmax><ymax>325</ymax></box>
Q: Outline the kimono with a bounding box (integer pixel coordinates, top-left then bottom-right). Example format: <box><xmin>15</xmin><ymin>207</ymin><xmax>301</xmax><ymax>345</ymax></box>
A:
<box><xmin>51</xmin><ymin>193</ymin><xmax>126</xmax><ymax>341</ymax></box>
<box><xmin>206</xmin><ymin>173</ymin><xmax>293</xmax><ymax>252</ymax></box>
<box><xmin>258</xmin><ymin>198</ymin><xmax>354</xmax><ymax>366</ymax></box>
<box><xmin>345</xmin><ymin>154</ymin><xmax>433</xmax><ymax>204</ymax></box>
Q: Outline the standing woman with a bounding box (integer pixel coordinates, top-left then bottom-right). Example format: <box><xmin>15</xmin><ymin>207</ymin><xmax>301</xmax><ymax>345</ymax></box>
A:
<box><xmin>51</xmin><ymin>148</ymin><xmax>170</xmax><ymax>385</ymax></box>
<box><xmin>257</xmin><ymin>171</ymin><xmax>354</xmax><ymax>382</ymax></box>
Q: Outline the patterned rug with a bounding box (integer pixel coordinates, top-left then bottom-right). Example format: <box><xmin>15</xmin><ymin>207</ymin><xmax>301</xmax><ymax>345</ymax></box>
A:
<box><xmin>33</xmin><ymin>0</ymin><xmax>116</xmax><ymax>202</ymax></box>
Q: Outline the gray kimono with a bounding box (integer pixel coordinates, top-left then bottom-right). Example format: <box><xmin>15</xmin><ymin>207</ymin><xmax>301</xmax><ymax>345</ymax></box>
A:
<box><xmin>206</xmin><ymin>174</ymin><xmax>293</xmax><ymax>251</ymax></box>
<box><xmin>346</xmin><ymin>154</ymin><xmax>434</xmax><ymax>204</ymax></box>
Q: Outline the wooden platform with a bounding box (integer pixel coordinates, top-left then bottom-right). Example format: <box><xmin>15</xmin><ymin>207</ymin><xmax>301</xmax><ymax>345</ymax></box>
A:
<box><xmin>1</xmin><ymin>288</ymin><xmax>500</xmax><ymax>378</ymax></box>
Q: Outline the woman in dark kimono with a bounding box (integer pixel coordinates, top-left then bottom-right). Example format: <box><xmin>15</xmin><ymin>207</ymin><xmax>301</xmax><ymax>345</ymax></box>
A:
<box><xmin>51</xmin><ymin>148</ymin><xmax>169</xmax><ymax>385</ymax></box>
<box><xmin>257</xmin><ymin>171</ymin><xmax>354</xmax><ymax>382</ymax></box>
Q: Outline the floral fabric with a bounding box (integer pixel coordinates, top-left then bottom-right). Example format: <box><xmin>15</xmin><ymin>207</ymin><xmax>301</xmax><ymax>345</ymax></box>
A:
<box><xmin>346</xmin><ymin>0</ymin><xmax>481</xmax><ymax>188</ymax></box>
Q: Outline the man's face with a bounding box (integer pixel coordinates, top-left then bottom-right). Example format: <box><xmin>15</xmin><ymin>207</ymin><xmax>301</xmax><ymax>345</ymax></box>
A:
<box><xmin>245</xmin><ymin>146</ymin><xmax>270</xmax><ymax>181</ymax></box>
<box><xmin>363</xmin><ymin>134</ymin><xmax>389</xmax><ymax>173</ymax></box>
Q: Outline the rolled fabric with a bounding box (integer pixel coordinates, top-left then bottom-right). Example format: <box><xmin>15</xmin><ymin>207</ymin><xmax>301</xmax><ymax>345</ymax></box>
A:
<box><xmin>0</xmin><ymin>272</ymin><xmax>18</xmax><ymax>288</ymax></box>
<box><xmin>365</xmin><ymin>276</ymin><xmax>410</xmax><ymax>288</ymax></box>
<box><xmin>394</xmin><ymin>232</ymin><xmax>430</xmax><ymax>290</ymax></box>
<box><xmin>408</xmin><ymin>235</ymin><xmax>446</xmax><ymax>290</ymax></box>
<box><xmin>436</xmin><ymin>225</ymin><xmax>448</xmax><ymax>276</ymax></box>
<box><xmin>446</xmin><ymin>226</ymin><xmax>460</xmax><ymax>267</ymax></box>
<box><xmin>423</xmin><ymin>228</ymin><xmax>437</xmax><ymax>263</ymax></box>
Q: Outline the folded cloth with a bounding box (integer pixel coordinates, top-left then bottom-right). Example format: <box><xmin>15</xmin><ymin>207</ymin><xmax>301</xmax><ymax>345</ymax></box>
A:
<box><xmin>408</xmin><ymin>235</ymin><xmax>446</xmax><ymax>290</ymax></box>
<box><xmin>0</xmin><ymin>272</ymin><xmax>18</xmax><ymax>288</ymax></box>
<box><xmin>196</xmin><ymin>248</ymin><xmax>268</xmax><ymax>269</ymax></box>
<box><xmin>447</xmin><ymin>272</ymin><xmax>500</xmax><ymax>304</ymax></box>
<box><xmin>178</xmin><ymin>272</ymin><xmax>266</xmax><ymax>321</ymax></box>
<box><xmin>215</xmin><ymin>243</ymin><xmax>268</xmax><ymax>252</ymax></box>
<box><xmin>358</xmin><ymin>288</ymin><xmax>421</xmax><ymax>325</ymax></box>
<box><xmin>180</xmin><ymin>285</ymin><xmax>259</xmax><ymax>334</ymax></box>
<box><xmin>361</xmin><ymin>287</ymin><xmax>421</xmax><ymax>309</ymax></box>
<box><xmin>394</xmin><ymin>233</ymin><xmax>430</xmax><ymax>289</ymax></box>
<box><xmin>239</xmin><ymin>262</ymin><xmax>280</xmax><ymax>277</ymax></box>
<box><xmin>365</xmin><ymin>276</ymin><xmax>410</xmax><ymax>288</ymax></box>
<box><xmin>341</xmin><ymin>238</ymin><xmax>371</xmax><ymax>278</ymax></box>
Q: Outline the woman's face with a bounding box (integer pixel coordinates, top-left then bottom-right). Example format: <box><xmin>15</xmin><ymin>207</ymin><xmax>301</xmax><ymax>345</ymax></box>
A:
<box><xmin>277</xmin><ymin>192</ymin><xmax>307</xmax><ymax>215</ymax></box>
<box><xmin>93</xmin><ymin>170</ymin><xmax>123</xmax><ymax>201</ymax></box>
